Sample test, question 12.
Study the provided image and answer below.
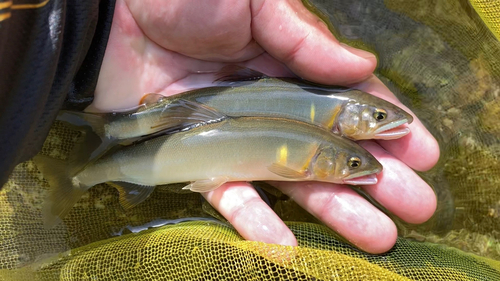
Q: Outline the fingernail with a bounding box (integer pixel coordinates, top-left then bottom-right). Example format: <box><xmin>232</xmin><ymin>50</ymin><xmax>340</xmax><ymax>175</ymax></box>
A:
<box><xmin>340</xmin><ymin>43</ymin><xmax>376</xmax><ymax>60</ymax></box>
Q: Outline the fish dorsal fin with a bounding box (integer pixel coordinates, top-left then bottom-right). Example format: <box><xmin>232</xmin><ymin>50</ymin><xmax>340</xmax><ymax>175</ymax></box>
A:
<box><xmin>109</xmin><ymin>182</ymin><xmax>156</xmax><ymax>210</ymax></box>
<box><xmin>267</xmin><ymin>163</ymin><xmax>308</xmax><ymax>179</ymax></box>
<box><xmin>214</xmin><ymin>65</ymin><xmax>268</xmax><ymax>83</ymax></box>
<box><xmin>214</xmin><ymin>65</ymin><xmax>352</xmax><ymax>94</ymax></box>
<box><xmin>182</xmin><ymin>177</ymin><xmax>229</xmax><ymax>193</ymax></box>
<box><xmin>143</xmin><ymin>99</ymin><xmax>226</xmax><ymax>135</ymax></box>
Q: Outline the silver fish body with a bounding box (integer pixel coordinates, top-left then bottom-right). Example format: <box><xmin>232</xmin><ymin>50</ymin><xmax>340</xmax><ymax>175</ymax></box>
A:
<box><xmin>78</xmin><ymin>117</ymin><xmax>382</xmax><ymax>189</ymax></box>
<box><xmin>59</xmin><ymin>69</ymin><xmax>413</xmax><ymax>156</ymax></box>
<box><xmin>36</xmin><ymin>117</ymin><xmax>382</xmax><ymax>224</ymax></box>
<box><xmin>178</xmin><ymin>78</ymin><xmax>413</xmax><ymax>141</ymax></box>
<box><xmin>105</xmin><ymin>77</ymin><xmax>413</xmax><ymax>141</ymax></box>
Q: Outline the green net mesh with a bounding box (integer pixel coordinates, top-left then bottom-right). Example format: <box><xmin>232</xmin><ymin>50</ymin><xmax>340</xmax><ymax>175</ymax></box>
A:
<box><xmin>1</xmin><ymin>0</ymin><xmax>500</xmax><ymax>280</ymax></box>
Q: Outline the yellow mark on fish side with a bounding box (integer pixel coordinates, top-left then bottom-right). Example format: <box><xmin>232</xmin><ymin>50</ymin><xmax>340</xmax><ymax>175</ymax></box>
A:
<box><xmin>326</xmin><ymin>105</ymin><xmax>342</xmax><ymax>129</ymax></box>
<box><xmin>277</xmin><ymin>144</ymin><xmax>288</xmax><ymax>165</ymax></box>
<box><xmin>310</xmin><ymin>103</ymin><xmax>316</xmax><ymax>123</ymax></box>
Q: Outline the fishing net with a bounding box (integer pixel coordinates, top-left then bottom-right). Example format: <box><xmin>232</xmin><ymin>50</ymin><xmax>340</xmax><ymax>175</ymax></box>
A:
<box><xmin>1</xmin><ymin>0</ymin><xmax>500</xmax><ymax>280</ymax></box>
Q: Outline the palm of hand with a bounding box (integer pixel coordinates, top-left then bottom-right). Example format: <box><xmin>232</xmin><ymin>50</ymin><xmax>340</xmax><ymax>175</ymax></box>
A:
<box><xmin>91</xmin><ymin>0</ymin><xmax>439</xmax><ymax>253</ymax></box>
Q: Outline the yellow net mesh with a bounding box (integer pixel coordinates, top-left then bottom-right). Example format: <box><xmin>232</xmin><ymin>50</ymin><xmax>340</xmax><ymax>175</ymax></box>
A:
<box><xmin>1</xmin><ymin>0</ymin><xmax>500</xmax><ymax>280</ymax></box>
<box><xmin>469</xmin><ymin>0</ymin><xmax>500</xmax><ymax>41</ymax></box>
<box><xmin>3</xmin><ymin>221</ymin><xmax>500</xmax><ymax>280</ymax></box>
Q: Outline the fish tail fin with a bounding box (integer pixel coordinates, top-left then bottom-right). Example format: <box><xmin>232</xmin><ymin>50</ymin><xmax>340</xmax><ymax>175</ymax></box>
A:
<box><xmin>33</xmin><ymin>155</ymin><xmax>89</xmax><ymax>227</ymax></box>
<box><xmin>57</xmin><ymin>110</ymin><xmax>117</xmax><ymax>161</ymax></box>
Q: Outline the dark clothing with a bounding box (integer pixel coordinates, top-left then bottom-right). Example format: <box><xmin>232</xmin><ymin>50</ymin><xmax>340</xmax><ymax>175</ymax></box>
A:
<box><xmin>0</xmin><ymin>0</ymin><xmax>115</xmax><ymax>187</ymax></box>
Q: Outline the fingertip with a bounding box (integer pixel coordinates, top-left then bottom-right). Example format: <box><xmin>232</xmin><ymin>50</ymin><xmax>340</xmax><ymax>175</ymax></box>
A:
<box><xmin>339</xmin><ymin>192</ymin><xmax>398</xmax><ymax>254</ymax></box>
<box><xmin>337</xmin><ymin>197</ymin><xmax>397</xmax><ymax>254</ymax></box>
<box><xmin>339</xmin><ymin>43</ymin><xmax>377</xmax><ymax>60</ymax></box>
<box><xmin>403</xmin><ymin>172</ymin><xmax>438</xmax><ymax>224</ymax></box>
<box><xmin>337</xmin><ymin>43</ymin><xmax>378</xmax><ymax>81</ymax></box>
<box><xmin>285</xmin><ymin>47</ymin><xmax>377</xmax><ymax>85</ymax></box>
<box><xmin>276</xmin><ymin>229</ymin><xmax>299</xmax><ymax>247</ymax></box>
<box><xmin>410</xmin><ymin>186</ymin><xmax>437</xmax><ymax>224</ymax></box>
<box><xmin>378</xmin><ymin>123</ymin><xmax>440</xmax><ymax>172</ymax></box>
<box><xmin>240</xmin><ymin>207</ymin><xmax>298</xmax><ymax>246</ymax></box>
<box><xmin>410</xmin><ymin>124</ymin><xmax>440</xmax><ymax>171</ymax></box>
<box><xmin>358</xmin><ymin>216</ymin><xmax>398</xmax><ymax>254</ymax></box>
<box><xmin>274</xmin><ymin>181</ymin><xmax>397</xmax><ymax>254</ymax></box>
<box><xmin>287</xmin><ymin>41</ymin><xmax>377</xmax><ymax>85</ymax></box>
<box><xmin>360</xmin><ymin>141</ymin><xmax>437</xmax><ymax>224</ymax></box>
<box><xmin>203</xmin><ymin>182</ymin><xmax>297</xmax><ymax>246</ymax></box>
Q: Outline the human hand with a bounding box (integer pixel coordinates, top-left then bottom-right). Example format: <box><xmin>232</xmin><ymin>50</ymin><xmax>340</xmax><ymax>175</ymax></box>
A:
<box><xmin>91</xmin><ymin>0</ymin><xmax>439</xmax><ymax>254</ymax></box>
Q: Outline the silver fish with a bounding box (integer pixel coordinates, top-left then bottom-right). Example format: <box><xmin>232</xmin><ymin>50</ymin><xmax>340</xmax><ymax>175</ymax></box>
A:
<box><xmin>35</xmin><ymin>117</ymin><xmax>382</xmax><ymax>225</ymax></box>
<box><xmin>58</xmin><ymin>67</ymin><xmax>413</xmax><ymax>159</ymax></box>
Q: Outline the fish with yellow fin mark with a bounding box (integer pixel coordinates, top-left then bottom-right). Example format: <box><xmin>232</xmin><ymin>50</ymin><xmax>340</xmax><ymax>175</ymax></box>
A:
<box><xmin>58</xmin><ymin>66</ymin><xmax>413</xmax><ymax>160</ymax></box>
<box><xmin>34</xmin><ymin>117</ymin><xmax>382</xmax><ymax>225</ymax></box>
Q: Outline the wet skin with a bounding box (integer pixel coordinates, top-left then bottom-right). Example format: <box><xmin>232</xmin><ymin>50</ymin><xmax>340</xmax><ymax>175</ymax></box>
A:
<box><xmin>90</xmin><ymin>0</ymin><xmax>439</xmax><ymax>254</ymax></box>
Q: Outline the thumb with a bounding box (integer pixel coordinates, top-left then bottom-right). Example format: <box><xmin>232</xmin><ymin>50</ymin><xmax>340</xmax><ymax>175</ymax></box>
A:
<box><xmin>250</xmin><ymin>0</ymin><xmax>377</xmax><ymax>85</ymax></box>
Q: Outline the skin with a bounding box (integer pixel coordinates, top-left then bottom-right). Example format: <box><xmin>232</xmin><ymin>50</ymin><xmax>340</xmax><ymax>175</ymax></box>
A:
<box><xmin>90</xmin><ymin>0</ymin><xmax>440</xmax><ymax>254</ymax></box>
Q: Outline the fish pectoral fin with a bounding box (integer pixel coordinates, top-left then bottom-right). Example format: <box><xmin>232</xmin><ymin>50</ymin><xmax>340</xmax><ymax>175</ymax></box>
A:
<box><xmin>182</xmin><ymin>177</ymin><xmax>229</xmax><ymax>193</ymax></box>
<box><xmin>139</xmin><ymin>93</ymin><xmax>166</xmax><ymax>108</ymax></box>
<box><xmin>109</xmin><ymin>182</ymin><xmax>155</xmax><ymax>210</ymax></box>
<box><xmin>214</xmin><ymin>65</ymin><xmax>268</xmax><ymax>83</ymax></box>
<box><xmin>151</xmin><ymin>99</ymin><xmax>226</xmax><ymax>133</ymax></box>
<box><xmin>267</xmin><ymin>163</ymin><xmax>308</xmax><ymax>179</ymax></box>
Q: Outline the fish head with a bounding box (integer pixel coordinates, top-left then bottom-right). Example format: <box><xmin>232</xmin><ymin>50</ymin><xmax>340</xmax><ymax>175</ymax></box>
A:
<box><xmin>310</xmin><ymin>144</ymin><xmax>383</xmax><ymax>185</ymax></box>
<box><xmin>335</xmin><ymin>91</ymin><xmax>413</xmax><ymax>140</ymax></box>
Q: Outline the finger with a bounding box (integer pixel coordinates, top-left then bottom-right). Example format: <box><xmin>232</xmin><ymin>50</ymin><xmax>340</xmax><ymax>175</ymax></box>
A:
<box><xmin>125</xmin><ymin>0</ymin><xmax>265</xmax><ymax>61</ymax></box>
<box><xmin>202</xmin><ymin>182</ymin><xmax>298</xmax><ymax>246</ymax></box>
<box><xmin>271</xmin><ymin>181</ymin><xmax>397</xmax><ymax>254</ymax></box>
<box><xmin>359</xmin><ymin>141</ymin><xmax>437</xmax><ymax>224</ymax></box>
<box><xmin>250</xmin><ymin>0</ymin><xmax>377</xmax><ymax>85</ymax></box>
<box><xmin>353</xmin><ymin>75</ymin><xmax>440</xmax><ymax>171</ymax></box>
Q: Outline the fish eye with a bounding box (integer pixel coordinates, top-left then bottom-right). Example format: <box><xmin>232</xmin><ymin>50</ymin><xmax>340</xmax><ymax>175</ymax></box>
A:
<box><xmin>348</xmin><ymin>157</ymin><xmax>361</xmax><ymax>168</ymax></box>
<box><xmin>373</xmin><ymin>109</ymin><xmax>387</xmax><ymax>121</ymax></box>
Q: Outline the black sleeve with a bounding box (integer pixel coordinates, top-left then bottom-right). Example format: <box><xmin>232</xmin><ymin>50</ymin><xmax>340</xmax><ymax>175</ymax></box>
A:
<box><xmin>0</xmin><ymin>0</ymin><xmax>116</xmax><ymax>188</ymax></box>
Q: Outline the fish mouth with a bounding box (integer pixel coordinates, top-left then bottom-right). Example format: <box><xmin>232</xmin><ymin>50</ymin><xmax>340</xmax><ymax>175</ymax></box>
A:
<box><xmin>373</xmin><ymin>119</ymin><xmax>410</xmax><ymax>140</ymax></box>
<box><xmin>343</xmin><ymin>169</ymin><xmax>380</xmax><ymax>185</ymax></box>
<box><xmin>343</xmin><ymin>174</ymin><xmax>378</xmax><ymax>185</ymax></box>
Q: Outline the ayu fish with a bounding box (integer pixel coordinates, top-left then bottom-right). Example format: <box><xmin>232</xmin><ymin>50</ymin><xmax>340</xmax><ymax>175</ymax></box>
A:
<box><xmin>35</xmin><ymin>117</ymin><xmax>382</xmax><ymax>224</ymax></box>
<box><xmin>58</xmin><ymin>66</ymin><xmax>413</xmax><ymax>159</ymax></box>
